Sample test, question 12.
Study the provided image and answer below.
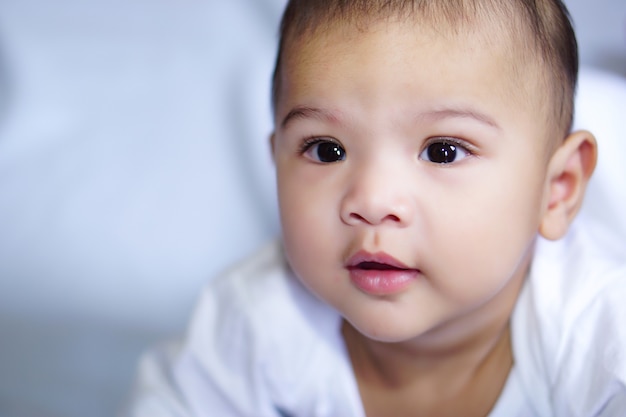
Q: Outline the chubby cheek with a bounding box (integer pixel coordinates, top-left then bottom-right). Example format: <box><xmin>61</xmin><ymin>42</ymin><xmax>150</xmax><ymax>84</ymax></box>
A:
<box><xmin>276</xmin><ymin>168</ymin><xmax>344</xmax><ymax>296</ymax></box>
<box><xmin>425</xmin><ymin>168</ymin><xmax>544</xmax><ymax>303</ymax></box>
<box><xmin>278</xmin><ymin>170</ymin><xmax>333</xmax><ymax>243</ymax></box>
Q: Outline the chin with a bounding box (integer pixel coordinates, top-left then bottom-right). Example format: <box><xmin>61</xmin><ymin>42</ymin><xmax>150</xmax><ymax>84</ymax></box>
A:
<box><xmin>347</xmin><ymin>318</ymin><xmax>425</xmax><ymax>344</ymax></box>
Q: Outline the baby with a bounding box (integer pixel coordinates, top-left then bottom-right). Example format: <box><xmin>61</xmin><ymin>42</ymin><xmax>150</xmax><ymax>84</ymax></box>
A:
<box><xmin>124</xmin><ymin>1</ymin><xmax>626</xmax><ymax>416</ymax></box>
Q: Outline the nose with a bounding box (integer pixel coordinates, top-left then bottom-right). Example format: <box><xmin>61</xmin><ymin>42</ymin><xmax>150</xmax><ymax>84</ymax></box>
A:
<box><xmin>339</xmin><ymin>163</ymin><xmax>414</xmax><ymax>227</ymax></box>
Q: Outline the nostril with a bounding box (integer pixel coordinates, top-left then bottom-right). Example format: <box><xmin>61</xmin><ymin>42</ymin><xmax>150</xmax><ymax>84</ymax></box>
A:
<box><xmin>341</xmin><ymin>195</ymin><xmax>412</xmax><ymax>226</ymax></box>
<box><xmin>348</xmin><ymin>212</ymin><xmax>401</xmax><ymax>225</ymax></box>
<box><xmin>349</xmin><ymin>213</ymin><xmax>368</xmax><ymax>223</ymax></box>
<box><xmin>384</xmin><ymin>214</ymin><xmax>401</xmax><ymax>222</ymax></box>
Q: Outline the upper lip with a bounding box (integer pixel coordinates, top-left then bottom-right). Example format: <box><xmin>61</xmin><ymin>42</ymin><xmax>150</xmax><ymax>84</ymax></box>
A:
<box><xmin>346</xmin><ymin>250</ymin><xmax>411</xmax><ymax>270</ymax></box>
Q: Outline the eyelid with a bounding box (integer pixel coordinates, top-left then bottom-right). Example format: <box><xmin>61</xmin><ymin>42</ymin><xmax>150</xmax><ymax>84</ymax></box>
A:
<box><xmin>298</xmin><ymin>136</ymin><xmax>340</xmax><ymax>154</ymax></box>
<box><xmin>298</xmin><ymin>136</ymin><xmax>321</xmax><ymax>154</ymax></box>
<box><xmin>422</xmin><ymin>136</ymin><xmax>476</xmax><ymax>154</ymax></box>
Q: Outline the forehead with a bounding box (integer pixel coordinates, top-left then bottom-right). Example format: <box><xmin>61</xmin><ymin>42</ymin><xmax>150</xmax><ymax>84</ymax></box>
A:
<box><xmin>276</xmin><ymin>19</ymin><xmax>544</xmax><ymax>136</ymax></box>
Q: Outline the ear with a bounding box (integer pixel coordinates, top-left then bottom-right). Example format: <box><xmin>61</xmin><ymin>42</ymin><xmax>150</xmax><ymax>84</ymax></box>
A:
<box><xmin>269</xmin><ymin>133</ymin><xmax>276</xmax><ymax>162</ymax></box>
<box><xmin>539</xmin><ymin>130</ymin><xmax>597</xmax><ymax>240</ymax></box>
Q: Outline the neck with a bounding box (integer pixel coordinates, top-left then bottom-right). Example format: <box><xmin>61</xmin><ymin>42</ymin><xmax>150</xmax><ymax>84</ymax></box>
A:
<box><xmin>342</xmin><ymin>316</ymin><xmax>513</xmax><ymax>389</ymax></box>
<box><xmin>342</xmin><ymin>317</ymin><xmax>514</xmax><ymax>417</ymax></box>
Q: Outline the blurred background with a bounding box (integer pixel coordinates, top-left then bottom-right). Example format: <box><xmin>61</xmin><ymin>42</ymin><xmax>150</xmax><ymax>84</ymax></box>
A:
<box><xmin>0</xmin><ymin>0</ymin><xmax>624</xmax><ymax>416</ymax></box>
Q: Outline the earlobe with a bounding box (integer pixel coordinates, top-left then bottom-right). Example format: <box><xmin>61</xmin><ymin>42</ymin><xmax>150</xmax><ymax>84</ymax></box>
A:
<box><xmin>539</xmin><ymin>130</ymin><xmax>598</xmax><ymax>240</ymax></box>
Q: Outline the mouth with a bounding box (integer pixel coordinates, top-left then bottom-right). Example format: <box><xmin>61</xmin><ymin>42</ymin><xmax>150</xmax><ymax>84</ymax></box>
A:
<box><xmin>346</xmin><ymin>251</ymin><xmax>419</xmax><ymax>296</ymax></box>
<box><xmin>350</xmin><ymin>261</ymin><xmax>406</xmax><ymax>271</ymax></box>
<box><xmin>346</xmin><ymin>251</ymin><xmax>411</xmax><ymax>270</ymax></box>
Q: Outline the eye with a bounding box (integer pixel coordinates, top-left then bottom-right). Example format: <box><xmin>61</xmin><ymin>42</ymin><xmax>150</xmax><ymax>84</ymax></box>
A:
<box><xmin>420</xmin><ymin>139</ymin><xmax>470</xmax><ymax>164</ymax></box>
<box><xmin>300</xmin><ymin>138</ymin><xmax>346</xmax><ymax>163</ymax></box>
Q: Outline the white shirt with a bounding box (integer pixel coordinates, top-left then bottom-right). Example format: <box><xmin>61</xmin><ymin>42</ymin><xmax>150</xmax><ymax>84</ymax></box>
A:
<box><xmin>122</xmin><ymin>223</ymin><xmax>626</xmax><ymax>416</ymax></box>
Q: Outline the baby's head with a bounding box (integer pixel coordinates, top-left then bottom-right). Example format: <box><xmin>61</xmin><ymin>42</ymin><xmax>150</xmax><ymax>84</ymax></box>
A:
<box><xmin>272</xmin><ymin>0</ymin><xmax>579</xmax><ymax>143</ymax></box>
<box><xmin>269</xmin><ymin>0</ymin><xmax>596</xmax><ymax>345</ymax></box>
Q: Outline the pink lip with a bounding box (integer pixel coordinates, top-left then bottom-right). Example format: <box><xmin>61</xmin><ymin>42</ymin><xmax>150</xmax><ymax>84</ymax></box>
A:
<box><xmin>346</xmin><ymin>251</ymin><xmax>419</xmax><ymax>296</ymax></box>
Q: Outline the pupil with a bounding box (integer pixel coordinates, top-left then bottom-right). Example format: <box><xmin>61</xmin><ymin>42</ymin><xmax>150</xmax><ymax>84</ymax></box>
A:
<box><xmin>428</xmin><ymin>142</ymin><xmax>457</xmax><ymax>163</ymax></box>
<box><xmin>317</xmin><ymin>142</ymin><xmax>345</xmax><ymax>162</ymax></box>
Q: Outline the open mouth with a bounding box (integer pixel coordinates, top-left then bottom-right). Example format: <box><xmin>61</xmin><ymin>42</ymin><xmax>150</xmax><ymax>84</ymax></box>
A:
<box><xmin>346</xmin><ymin>254</ymin><xmax>419</xmax><ymax>295</ymax></box>
<box><xmin>346</xmin><ymin>250</ymin><xmax>411</xmax><ymax>271</ymax></box>
<box><xmin>353</xmin><ymin>261</ymin><xmax>406</xmax><ymax>271</ymax></box>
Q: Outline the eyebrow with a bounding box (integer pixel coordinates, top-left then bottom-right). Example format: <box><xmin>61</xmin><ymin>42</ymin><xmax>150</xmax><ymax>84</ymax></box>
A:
<box><xmin>280</xmin><ymin>106</ymin><xmax>342</xmax><ymax>129</ymax></box>
<box><xmin>416</xmin><ymin>108</ymin><xmax>501</xmax><ymax>130</ymax></box>
<box><xmin>280</xmin><ymin>105</ymin><xmax>501</xmax><ymax>130</ymax></box>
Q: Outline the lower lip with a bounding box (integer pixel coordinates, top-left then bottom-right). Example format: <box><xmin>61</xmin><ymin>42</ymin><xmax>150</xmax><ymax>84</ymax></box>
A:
<box><xmin>348</xmin><ymin>268</ymin><xmax>419</xmax><ymax>296</ymax></box>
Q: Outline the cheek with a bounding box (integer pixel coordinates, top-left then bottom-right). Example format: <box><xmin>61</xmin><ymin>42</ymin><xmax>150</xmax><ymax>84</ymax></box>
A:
<box><xmin>276</xmin><ymin>166</ymin><xmax>341</xmax><ymax>283</ymax></box>
<box><xmin>424</xmin><ymin>164</ymin><xmax>545</xmax><ymax>301</ymax></box>
<box><xmin>276</xmin><ymin>159</ymin><xmax>345</xmax><ymax>230</ymax></box>
<box><xmin>278</xmin><ymin>168</ymin><xmax>329</xmax><ymax>235</ymax></box>
<box><xmin>278</xmin><ymin>199</ymin><xmax>348</xmax><ymax>308</ymax></box>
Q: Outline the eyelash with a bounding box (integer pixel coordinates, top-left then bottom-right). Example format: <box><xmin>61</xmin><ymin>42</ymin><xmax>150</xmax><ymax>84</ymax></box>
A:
<box><xmin>423</xmin><ymin>136</ymin><xmax>475</xmax><ymax>153</ymax></box>
<box><xmin>298</xmin><ymin>136</ymin><xmax>337</xmax><ymax>154</ymax></box>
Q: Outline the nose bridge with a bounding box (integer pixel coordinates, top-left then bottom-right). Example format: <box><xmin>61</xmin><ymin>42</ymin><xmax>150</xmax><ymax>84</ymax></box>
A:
<box><xmin>341</xmin><ymin>153</ymin><xmax>413</xmax><ymax>226</ymax></box>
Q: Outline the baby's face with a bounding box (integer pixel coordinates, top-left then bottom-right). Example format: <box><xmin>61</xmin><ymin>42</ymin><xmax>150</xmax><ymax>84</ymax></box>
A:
<box><xmin>272</xmin><ymin>19</ymin><xmax>552</xmax><ymax>344</ymax></box>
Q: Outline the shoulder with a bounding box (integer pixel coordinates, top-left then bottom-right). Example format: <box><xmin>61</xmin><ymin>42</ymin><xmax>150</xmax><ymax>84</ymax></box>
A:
<box><xmin>525</xmin><ymin>221</ymin><xmax>626</xmax><ymax>327</ymax></box>
<box><xmin>126</xmin><ymin>241</ymin><xmax>355</xmax><ymax>417</ymax></box>
<box><xmin>512</xmin><ymin>222</ymin><xmax>626</xmax><ymax>416</ymax></box>
<box><xmin>177</xmin><ymin>239</ymin><xmax>349</xmax><ymax>412</ymax></box>
<box><xmin>188</xmin><ymin>239</ymin><xmax>339</xmax><ymax>362</ymax></box>
<box><xmin>203</xmin><ymin>238</ymin><xmax>295</xmax><ymax>318</ymax></box>
<box><xmin>524</xmin><ymin>221</ymin><xmax>626</xmax><ymax>324</ymax></box>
